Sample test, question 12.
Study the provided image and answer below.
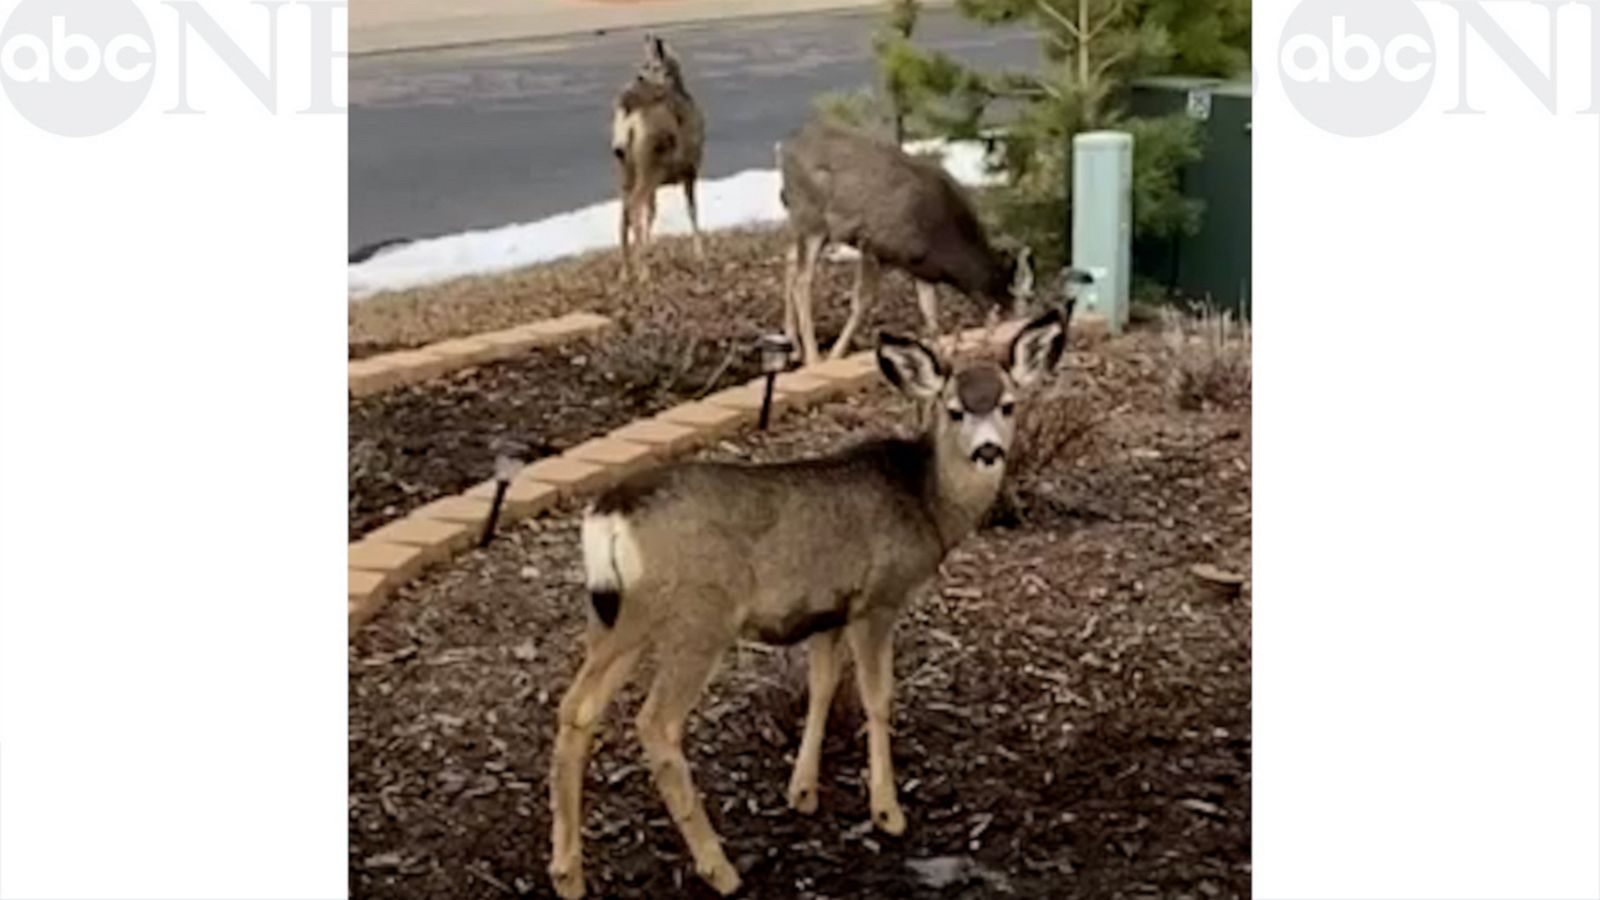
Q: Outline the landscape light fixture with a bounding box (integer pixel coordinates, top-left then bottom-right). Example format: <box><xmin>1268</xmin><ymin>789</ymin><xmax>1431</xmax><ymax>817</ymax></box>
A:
<box><xmin>480</xmin><ymin>453</ymin><xmax>523</xmax><ymax>548</ymax></box>
<box><xmin>1060</xmin><ymin>267</ymin><xmax>1094</xmax><ymax>300</ymax></box>
<box><xmin>757</xmin><ymin>333</ymin><xmax>795</xmax><ymax>431</ymax></box>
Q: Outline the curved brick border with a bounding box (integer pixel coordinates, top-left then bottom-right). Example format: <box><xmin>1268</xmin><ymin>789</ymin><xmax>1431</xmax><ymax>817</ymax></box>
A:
<box><xmin>348</xmin><ymin>314</ymin><xmax>1107</xmax><ymax>634</ymax></box>
<box><xmin>348</xmin><ymin>311</ymin><xmax>613</xmax><ymax>397</ymax></box>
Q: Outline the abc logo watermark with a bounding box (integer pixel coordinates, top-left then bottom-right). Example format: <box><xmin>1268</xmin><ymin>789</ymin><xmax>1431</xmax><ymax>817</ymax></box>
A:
<box><xmin>1279</xmin><ymin>0</ymin><xmax>1436</xmax><ymax>137</ymax></box>
<box><xmin>0</xmin><ymin>0</ymin><xmax>155</xmax><ymax>137</ymax></box>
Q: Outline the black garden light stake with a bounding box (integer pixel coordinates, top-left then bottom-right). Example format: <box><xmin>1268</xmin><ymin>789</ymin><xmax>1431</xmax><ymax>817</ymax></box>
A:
<box><xmin>756</xmin><ymin>333</ymin><xmax>795</xmax><ymax>431</ymax></box>
<box><xmin>480</xmin><ymin>454</ymin><xmax>523</xmax><ymax>548</ymax></box>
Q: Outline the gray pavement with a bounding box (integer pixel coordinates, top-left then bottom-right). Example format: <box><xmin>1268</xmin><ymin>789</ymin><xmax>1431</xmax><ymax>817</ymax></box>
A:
<box><xmin>349</xmin><ymin>8</ymin><xmax>1038</xmax><ymax>255</ymax></box>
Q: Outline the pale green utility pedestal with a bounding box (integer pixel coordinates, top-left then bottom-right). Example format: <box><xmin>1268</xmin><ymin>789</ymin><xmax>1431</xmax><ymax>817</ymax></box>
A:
<box><xmin>1072</xmin><ymin>131</ymin><xmax>1134</xmax><ymax>334</ymax></box>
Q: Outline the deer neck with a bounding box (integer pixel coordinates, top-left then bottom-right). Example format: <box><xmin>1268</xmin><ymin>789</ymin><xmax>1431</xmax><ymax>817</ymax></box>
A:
<box><xmin>944</xmin><ymin>242</ymin><xmax>1005</xmax><ymax>301</ymax></box>
<box><xmin>919</xmin><ymin>432</ymin><xmax>1003</xmax><ymax>552</ymax></box>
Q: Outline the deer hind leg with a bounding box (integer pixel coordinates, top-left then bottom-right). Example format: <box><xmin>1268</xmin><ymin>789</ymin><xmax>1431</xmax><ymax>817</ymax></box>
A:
<box><xmin>637</xmin><ymin>636</ymin><xmax>740</xmax><ymax>895</ymax></box>
<box><xmin>548</xmin><ymin>628</ymin><xmax>645</xmax><ymax>899</ymax></box>
<box><xmin>847</xmin><ymin>609</ymin><xmax>905</xmax><ymax>835</ymax></box>
<box><xmin>794</xmin><ymin>233</ymin><xmax>826</xmax><ymax>366</ymax></box>
<box><xmin>683</xmin><ymin>174</ymin><xmax>704</xmax><ymax>262</ymax></box>
<box><xmin>636</xmin><ymin>185</ymin><xmax>658</xmax><ymax>283</ymax></box>
<box><xmin>915</xmin><ymin>280</ymin><xmax>940</xmax><ymax>340</ymax></box>
<box><xmin>787</xmin><ymin>629</ymin><xmax>846</xmax><ymax>813</ymax></box>
<box><xmin>618</xmin><ymin>175</ymin><xmax>635</xmax><ymax>283</ymax></box>
<box><xmin>830</xmin><ymin>251</ymin><xmax>877</xmax><ymax>360</ymax></box>
<box><xmin>782</xmin><ymin>236</ymin><xmax>801</xmax><ymax>348</ymax></box>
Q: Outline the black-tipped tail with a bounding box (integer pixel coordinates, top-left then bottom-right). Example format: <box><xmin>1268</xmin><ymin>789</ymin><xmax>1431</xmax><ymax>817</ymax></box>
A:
<box><xmin>591</xmin><ymin>589</ymin><xmax>621</xmax><ymax>628</ymax></box>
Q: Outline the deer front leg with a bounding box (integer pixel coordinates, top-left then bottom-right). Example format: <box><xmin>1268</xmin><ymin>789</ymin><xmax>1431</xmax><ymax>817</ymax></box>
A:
<box><xmin>637</xmin><ymin>640</ymin><xmax>741</xmax><ymax>895</ymax></box>
<box><xmin>548</xmin><ymin>635</ymin><xmax>643</xmax><ymax>899</ymax></box>
<box><xmin>787</xmin><ymin>629</ymin><xmax>845</xmax><ymax>813</ymax></box>
<box><xmin>830</xmin><ymin>251</ymin><xmax>877</xmax><ymax>360</ymax></box>
<box><xmin>683</xmin><ymin>175</ymin><xmax>705</xmax><ymax>262</ymax></box>
<box><xmin>847</xmin><ymin>609</ymin><xmax>905</xmax><ymax>835</ymax></box>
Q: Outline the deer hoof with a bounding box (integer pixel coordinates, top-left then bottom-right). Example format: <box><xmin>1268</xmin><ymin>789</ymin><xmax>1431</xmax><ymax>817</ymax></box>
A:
<box><xmin>549</xmin><ymin>863</ymin><xmax>587</xmax><ymax>899</ymax></box>
<box><xmin>786</xmin><ymin>781</ymin><xmax>818</xmax><ymax>814</ymax></box>
<box><xmin>697</xmin><ymin>856</ymin><xmax>742</xmax><ymax>895</ymax></box>
<box><xmin>871</xmin><ymin>800</ymin><xmax>906</xmax><ymax>836</ymax></box>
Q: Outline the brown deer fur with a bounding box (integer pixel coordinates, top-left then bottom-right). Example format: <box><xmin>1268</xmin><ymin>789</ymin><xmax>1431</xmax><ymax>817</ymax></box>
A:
<box><xmin>611</xmin><ymin>35</ymin><xmax>706</xmax><ymax>281</ymax></box>
<box><xmin>779</xmin><ymin>119</ymin><xmax>1033</xmax><ymax>364</ymax></box>
<box><xmin>546</xmin><ymin>308</ymin><xmax>1071</xmax><ymax>899</ymax></box>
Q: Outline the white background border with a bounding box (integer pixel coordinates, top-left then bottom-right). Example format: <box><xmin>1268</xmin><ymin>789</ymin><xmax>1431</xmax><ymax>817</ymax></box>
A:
<box><xmin>0</xmin><ymin>0</ymin><xmax>1595</xmax><ymax>897</ymax></box>
<box><xmin>1</xmin><ymin>1</ymin><xmax>348</xmax><ymax>897</ymax></box>
<box><xmin>1255</xmin><ymin>0</ymin><xmax>1599</xmax><ymax>897</ymax></box>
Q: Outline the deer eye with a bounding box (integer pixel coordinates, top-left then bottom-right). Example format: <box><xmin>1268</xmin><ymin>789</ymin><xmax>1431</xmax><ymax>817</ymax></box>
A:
<box><xmin>1000</xmin><ymin>402</ymin><xmax>1015</xmax><ymax>417</ymax></box>
<box><xmin>947</xmin><ymin>408</ymin><xmax>965</xmax><ymax>423</ymax></box>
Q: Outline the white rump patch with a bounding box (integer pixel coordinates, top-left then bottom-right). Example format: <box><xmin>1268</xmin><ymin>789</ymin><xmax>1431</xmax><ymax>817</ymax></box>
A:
<box><xmin>580</xmin><ymin>512</ymin><xmax>643</xmax><ymax>593</ymax></box>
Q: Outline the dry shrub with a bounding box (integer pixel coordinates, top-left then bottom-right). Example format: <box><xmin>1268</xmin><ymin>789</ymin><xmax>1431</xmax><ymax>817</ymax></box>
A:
<box><xmin>1162</xmin><ymin>306</ymin><xmax>1252</xmax><ymax>411</ymax></box>
<box><xmin>990</xmin><ymin>376</ymin><xmax>1104</xmax><ymax>525</ymax></box>
<box><xmin>1010</xmin><ymin>379</ymin><xmax>1102</xmax><ymax>485</ymax></box>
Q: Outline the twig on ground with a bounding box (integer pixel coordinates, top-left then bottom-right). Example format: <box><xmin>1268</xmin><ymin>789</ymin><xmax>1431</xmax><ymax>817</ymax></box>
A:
<box><xmin>695</xmin><ymin>341</ymin><xmax>741</xmax><ymax>398</ymax></box>
<box><xmin>466</xmin><ymin>864</ymin><xmax>515</xmax><ymax>896</ymax></box>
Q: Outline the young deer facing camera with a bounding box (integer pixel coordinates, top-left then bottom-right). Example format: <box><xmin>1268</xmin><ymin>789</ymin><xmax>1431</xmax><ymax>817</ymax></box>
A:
<box><xmin>611</xmin><ymin>35</ymin><xmax>706</xmax><ymax>282</ymax></box>
<box><xmin>546</xmin><ymin>308</ymin><xmax>1071</xmax><ymax>898</ymax></box>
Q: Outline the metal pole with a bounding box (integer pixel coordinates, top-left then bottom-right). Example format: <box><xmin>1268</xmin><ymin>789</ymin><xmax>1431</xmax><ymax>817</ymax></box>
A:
<box><xmin>479</xmin><ymin>454</ymin><xmax>521</xmax><ymax>548</ymax></box>
<box><xmin>480</xmin><ymin>480</ymin><xmax>509</xmax><ymax>548</ymax></box>
<box><xmin>759</xmin><ymin>372</ymin><xmax>777</xmax><ymax>430</ymax></box>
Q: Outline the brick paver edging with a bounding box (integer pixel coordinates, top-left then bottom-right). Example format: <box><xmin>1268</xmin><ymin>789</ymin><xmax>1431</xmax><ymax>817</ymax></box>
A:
<box><xmin>348</xmin><ymin>311</ymin><xmax>614</xmax><ymax>397</ymax></box>
<box><xmin>347</xmin><ymin>314</ymin><xmax>1107</xmax><ymax>634</ymax></box>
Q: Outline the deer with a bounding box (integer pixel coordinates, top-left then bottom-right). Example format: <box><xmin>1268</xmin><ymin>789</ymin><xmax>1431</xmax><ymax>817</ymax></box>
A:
<box><xmin>546</xmin><ymin>306</ymin><xmax>1071</xmax><ymax>899</ymax></box>
<box><xmin>778</xmin><ymin>118</ymin><xmax>1035</xmax><ymax>366</ymax></box>
<box><xmin>611</xmin><ymin>34</ymin><xmax>706</xmax><ymax>283</ymax></box>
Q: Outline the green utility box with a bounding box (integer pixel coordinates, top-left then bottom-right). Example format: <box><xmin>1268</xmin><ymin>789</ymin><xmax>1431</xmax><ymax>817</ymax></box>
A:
<box><xmin>1128</xmin><ymin>76</ymin><xmax>1252</xmax><ymax>316</ymax></box>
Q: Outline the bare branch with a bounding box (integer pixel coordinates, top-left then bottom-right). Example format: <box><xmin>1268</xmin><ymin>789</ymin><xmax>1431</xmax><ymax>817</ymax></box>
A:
<box><xmin>1034</xmin><ymin>0</ymin><xmax>1081</xmax><ymax>39</ymax></box>
<box><xmin>1090</xmin><ymin>45</ymin><xmax>1133</xmax><ymax>82</ymax></box>
<box><xmin>1083</xmin><ymin>0</ymin><xmax>1127</xmax><ymax>44</ymax></box>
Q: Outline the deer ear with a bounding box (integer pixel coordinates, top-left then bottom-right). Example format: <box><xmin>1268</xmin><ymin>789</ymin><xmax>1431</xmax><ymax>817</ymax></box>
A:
<box><xmin>877</xmin><ymin>331</ymin><xmax>946</xmax><ymax>400</ymax></box>
<box><xmin>1010</xmin><ymin>246</ymin><xmax>1035</xmax><ymax>299</ymax></box>
<box><xmin>1007</xmin><ymin>308</ymin><xmax>1066</xmax><ymax>387</ymax></box>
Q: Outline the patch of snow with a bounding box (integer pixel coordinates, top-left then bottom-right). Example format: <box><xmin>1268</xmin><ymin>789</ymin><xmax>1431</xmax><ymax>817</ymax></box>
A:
<box><xmin>349</xmin><ymin>139</ymin><xmax>1006</xmax><ymax>301</ymax></box>
<box><xmin>904</xmin><ymin>137</ymin><xmax>1008</xmax><ymax>188</ymax></box>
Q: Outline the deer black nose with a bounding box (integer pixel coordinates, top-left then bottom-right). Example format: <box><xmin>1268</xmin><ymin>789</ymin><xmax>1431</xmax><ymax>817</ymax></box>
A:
<box><xmin>972</xmin><ymin>444</ymin><xmax>1004</xmax><ymax>465</ymax></box>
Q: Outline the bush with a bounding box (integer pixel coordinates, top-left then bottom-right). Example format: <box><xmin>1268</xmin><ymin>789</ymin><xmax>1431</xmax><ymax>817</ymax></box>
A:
<box><xmin>988</xmin><ymin>373</ymin><xmax>1105</xmax><ymax>525</ymax></box>
<box><xmin>1161</xmin><ymin>306</ymin><xmax>1251</xmax><ymax>411</ymax></box>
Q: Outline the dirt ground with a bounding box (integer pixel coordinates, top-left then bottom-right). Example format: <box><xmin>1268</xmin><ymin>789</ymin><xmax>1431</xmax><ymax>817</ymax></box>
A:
<box><xmin>348</xmin><ymin>230</ymin><xmax>988</xmax><ymax>359</ymax></box>
<box><xmin>349</xmin><ymin>324</ymin><xmax>1252</xmax><ymax>899</ymax></box>
<box><xmin>349</xmin><ymin>231</ymin><xmax>991</xmax><ymax>540</ymax></box>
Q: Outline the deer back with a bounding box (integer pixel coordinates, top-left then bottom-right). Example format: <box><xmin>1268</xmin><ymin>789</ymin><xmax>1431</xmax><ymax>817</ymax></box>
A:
<box><xmin>781</xmin><ymin>121</ymin><xmax>1008</xmax><ymax>297</ymax></box>
<box><xmin>594</xmin><ymin>438</ymin><xmax>948</xmax><ymax>628</ymax></box>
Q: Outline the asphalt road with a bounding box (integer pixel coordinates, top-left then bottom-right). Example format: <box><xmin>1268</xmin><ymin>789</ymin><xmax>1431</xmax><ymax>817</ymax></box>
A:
<box><xmin>349</xmin><ymin>8</ymin><xmax>1038</xmax><ymax>255</ymax></box>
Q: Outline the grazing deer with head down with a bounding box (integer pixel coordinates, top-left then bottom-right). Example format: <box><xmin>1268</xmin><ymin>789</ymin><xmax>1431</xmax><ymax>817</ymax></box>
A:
<box><xmin>779</xmin><ymin>118</ymin><xmax>1035</xmax><ymax>365</ymax></box>
<box><xmin>611</xmin><ymin>35</ymin><xmax>706</xmax><ymax>282</ymax></box>
<box><xmin>546</xmin><ymin>307</ymin><xmax>1071</xmax><ymax>899</ymax></box>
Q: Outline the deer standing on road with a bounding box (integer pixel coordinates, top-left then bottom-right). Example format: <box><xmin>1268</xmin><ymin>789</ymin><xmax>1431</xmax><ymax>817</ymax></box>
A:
<box><xmin>546</xmin><ymin>308</ymin><xmax>1071</xmax><ymax>898</ymax></box>
<box><xmin>611</xmin><ymin>35</ymin><xmax>706</xmax><ymax>282</ymax></box>
<box><xmin>778</xmin><ymin>119</ymin><xmax>1034</xmax><ymax>365</ymax></box>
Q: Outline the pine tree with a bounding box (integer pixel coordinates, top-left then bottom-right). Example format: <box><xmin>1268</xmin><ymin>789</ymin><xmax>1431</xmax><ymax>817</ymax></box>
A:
<box><xmin>869</xmin><ymin>0</ymin><xmax>1248</xmax><ymax>271</ymax></box>
<box><xmin>877</xmin><ymin>0</ymin><xmax>920</xmax><ymax>145</ymax></box>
